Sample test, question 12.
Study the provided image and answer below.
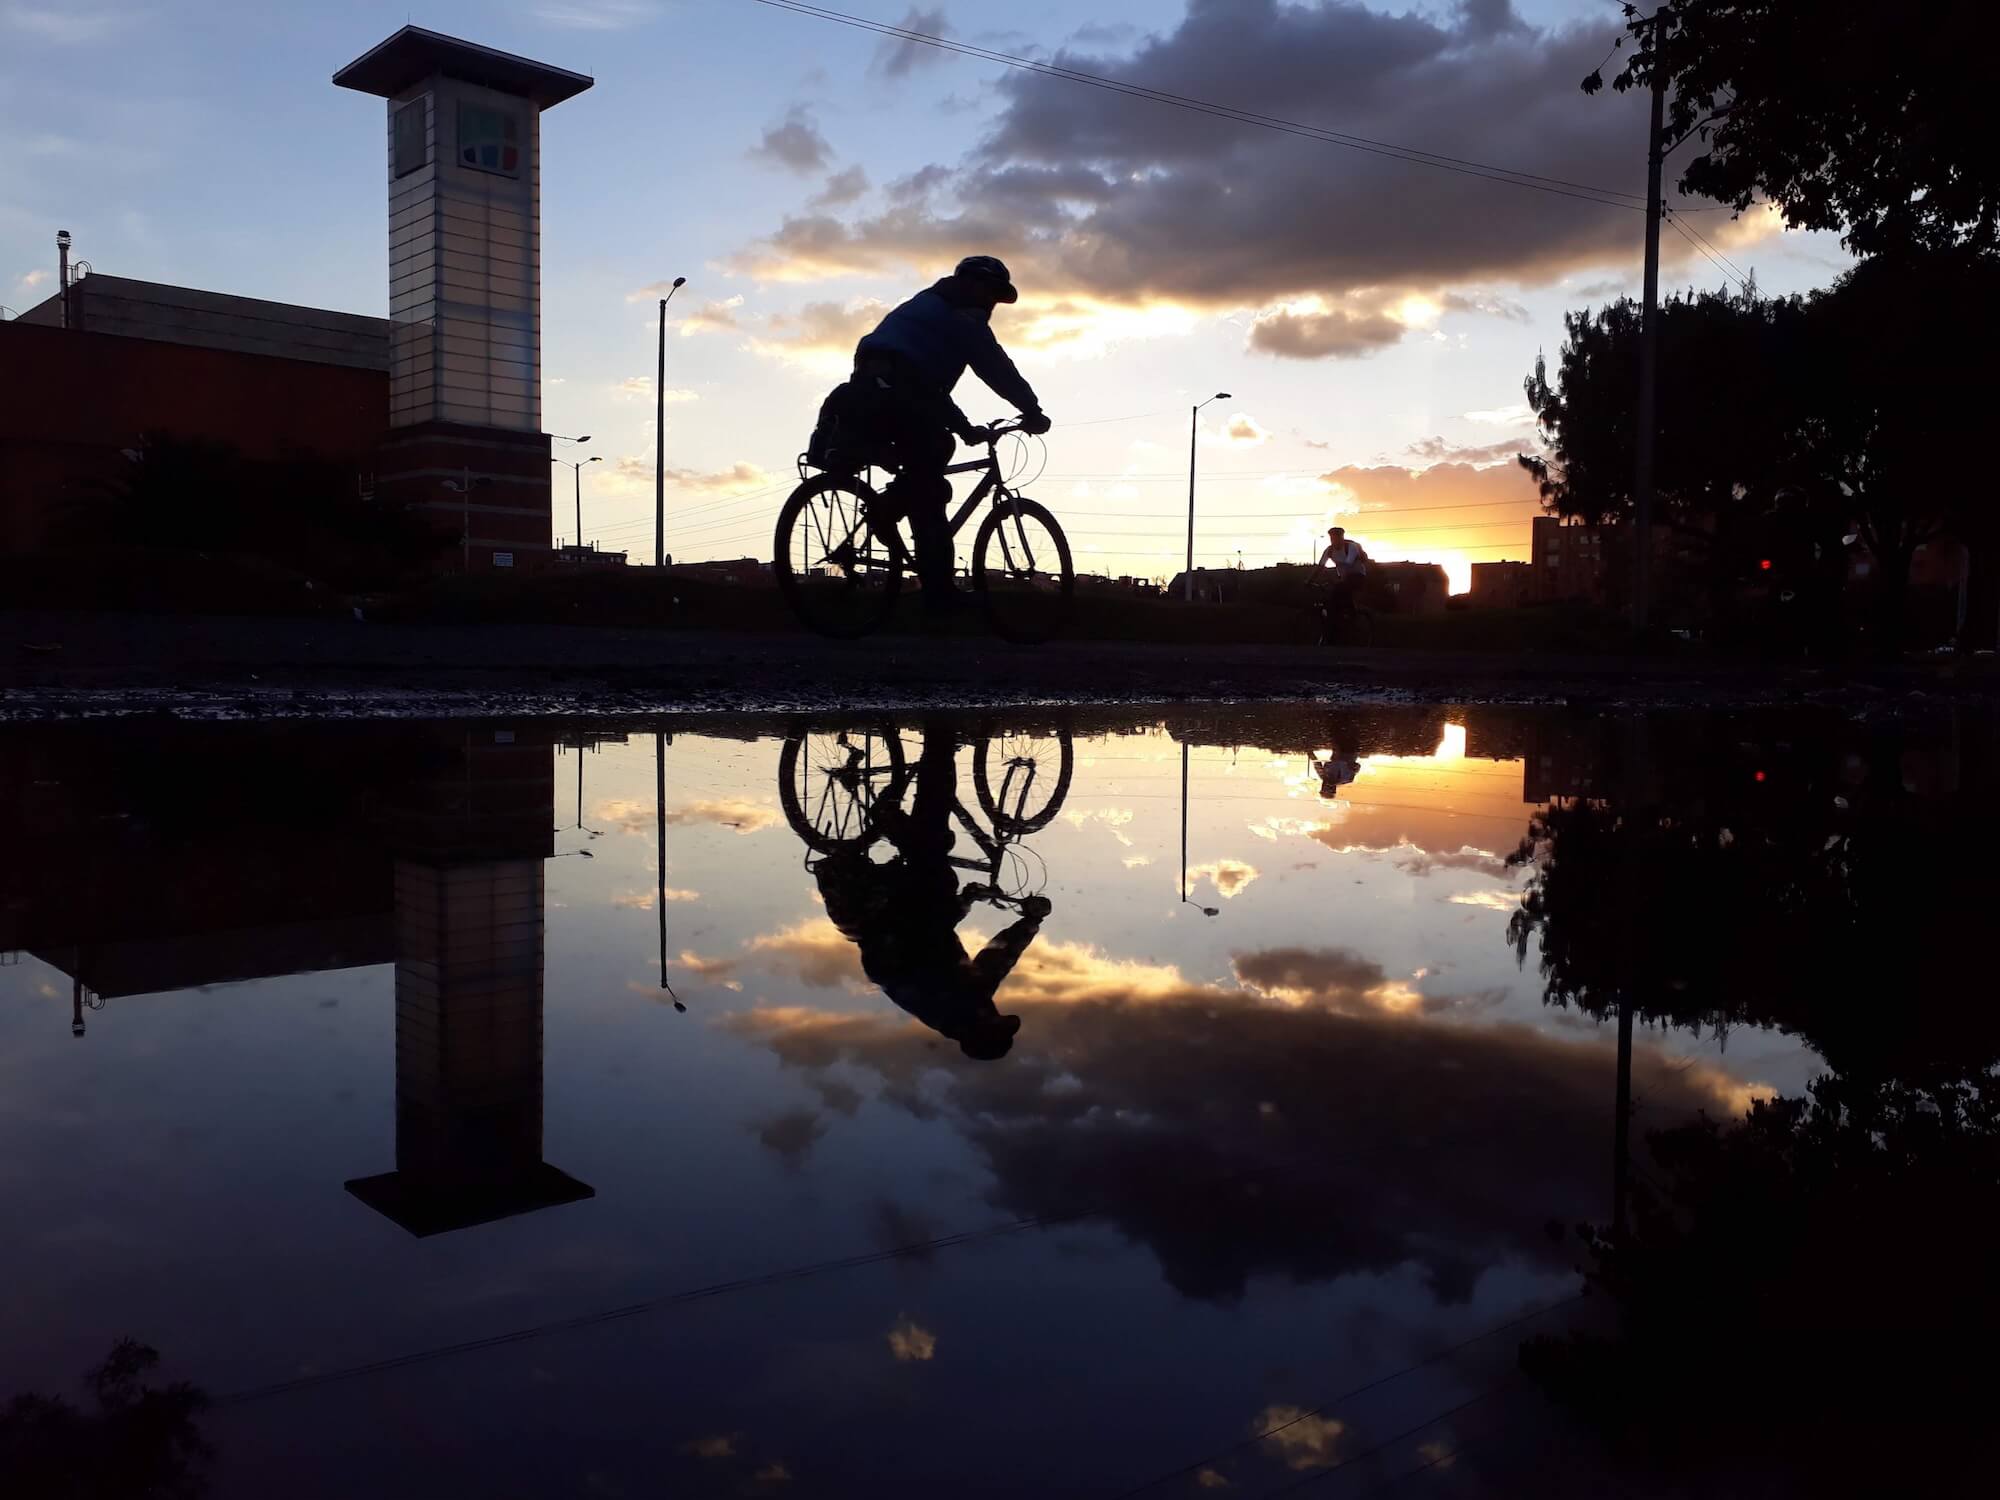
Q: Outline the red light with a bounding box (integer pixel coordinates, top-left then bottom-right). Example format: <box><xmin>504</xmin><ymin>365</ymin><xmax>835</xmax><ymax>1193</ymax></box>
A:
<box><xmin>1754</xmin><ymin>770</ymin><xmax>1767</xmax><ymax>783</ymax></box>
<box><xmin>1759</xmin><ymin>558</ymin><xmax>1773</xmax><ymax>572</ymax></box>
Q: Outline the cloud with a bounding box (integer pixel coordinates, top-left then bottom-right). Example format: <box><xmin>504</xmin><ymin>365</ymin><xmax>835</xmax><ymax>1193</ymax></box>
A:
<box><xmin>1567</xmin><ymin>276</ymin><xmax>1633</xmax><ymax>302</ymax></box>
<box><xmin>751</xmin><ymin>107</ymin><xmax>835</xmax><ymax>175</ymax></box>
<box><xmin>681</xmin><ymin>1434</ymin><xmax>738</xmax><ymax>1459</ymax></box>
<box><xmin>613</xmin><ymin>375</ymin><xmax>698</xmax><ymax>403</ymax></box>
<box><xmin>1404</xmin><ymin>436</ymin><xmax>1532</xmax><ymax>467</ymax></box>
<box><xmin>532</xmin><ymin>0</ymin><xmax>657</xmax><ymax>28</ymax></box>
<box><xmin>729</xmin><ymin>2</ymin><xmax>1743</xmax><ymax>359</ymax></box>
<box><xmin>886</xmin><ymin>1319</ymin><xmax>937</xmax><ymax>1361</ymax></box>
<box><xmin>724</xmin><ymin>934</ymin><xmax>1759</xmax><ymax>1305</ymax></box>
<box><xmin>611</xmin><ymin>887</ymin><xmax>698</xmax><ymax>909</ymax></box>
<box><xmin>751</xmin><ymin>298</ymin><xmax>887</xmax><ymax>370</ymax></box>
<box><xmin>1223</xmin><ymin>415</ymin><xmax>1270</xmax><ymax>447</ymax></box>
<box><xmin>1253</xmin><ymin>1406</ymin><xmax>1346</xmax><ymax>1471</ymax></box>
<box><xmin>810</xmin><ymin>165</ymin><xmax>871</xmax><ymax>209</ymax></box>
<box><xmin>1248</xmin><ymin>298</ymin><xmax>1408</xmax><ymax>360</ymax></box>
<box><xmin>3</xmin><ymin>3</ymin><xmax>120</xmax><ymax>42</ymax></box>
<box><xmin>18</xmin><ymin>268</ymin><xmax>49</xmax><ymax>290</ymax></box>
<box><xmin>752</xmin><ymin>1462</ymin><xmax>792</xmax><ymax>1482</ymax></box>
<box><xmin>873</xmin><ymin>7</ymin><xmax>951</xmax><ymax>78</ymax></box>
<box><xmin>602</xmin><ymin>459</ymin><xmax>775</xmax><ymax>500</ymax></box>
<box><xmin>1463</xmin><ymin>402</ymin><xmax>1536</xmax><ymax>427</ymax></box>
<box><xmin>1442</xmin><ymin>290</ymin><xmax>1533</xmax><ymax>323</ymax></box>
<box><xmin>1390</xmin><ymin>844</ymin><xmax>1512</xmax><ymax>878</ymax></box>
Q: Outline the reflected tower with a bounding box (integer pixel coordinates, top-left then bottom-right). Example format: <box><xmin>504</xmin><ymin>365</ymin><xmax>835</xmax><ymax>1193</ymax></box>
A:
<box><xmin>346</xmin><ymin>729</ymin><xmax>592</xmax><ymax>1235</ymax></box>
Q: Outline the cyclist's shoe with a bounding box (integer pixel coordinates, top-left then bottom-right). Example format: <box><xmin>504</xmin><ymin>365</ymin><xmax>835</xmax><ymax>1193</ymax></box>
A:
<box><xmin>1020</xmin><ymin>895</ymin><xmax>1052</xmax><ymax>920</ymax></box>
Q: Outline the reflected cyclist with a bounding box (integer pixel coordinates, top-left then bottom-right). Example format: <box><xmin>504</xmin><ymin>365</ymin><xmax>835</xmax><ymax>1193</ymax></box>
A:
<box><xmin>814</xmin><ymin>721</ymin><xmax>1049</xmax><ymax>1059</ymax></box>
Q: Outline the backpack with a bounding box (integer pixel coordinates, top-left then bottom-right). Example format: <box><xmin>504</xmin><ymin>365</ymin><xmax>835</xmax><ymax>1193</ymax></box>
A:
<box><xmin>806</xmin><ymin>378</ymin><xmax>873</xmax><ymax>474</ymax></box>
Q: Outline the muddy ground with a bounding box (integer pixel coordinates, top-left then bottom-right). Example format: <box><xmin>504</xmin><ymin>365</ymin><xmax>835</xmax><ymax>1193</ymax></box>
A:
<box><xmin>3</xmin><ymin>609</ymin><xmax>1993</xmax><ymax>718</ymax></box>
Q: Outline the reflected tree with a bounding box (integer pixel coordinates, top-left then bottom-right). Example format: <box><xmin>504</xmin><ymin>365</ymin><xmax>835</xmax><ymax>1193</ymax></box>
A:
<box><xmin>0</xmin><ymin>1341</ymin><xmax>211</xmax><ymax>1498</ymax></box>
<box><xmin>1523</xmin><ymin>1068</ymin><xmax>1998</xmax><ymax>1491</ymax></box>
<box><xmin>1508</xmin><ymin>712</ymin><xmax>2000</xmax><ymax>1081</ymax></box>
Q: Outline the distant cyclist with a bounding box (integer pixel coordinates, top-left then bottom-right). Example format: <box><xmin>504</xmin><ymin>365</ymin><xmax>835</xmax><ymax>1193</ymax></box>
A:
<box><xmin>830</xmin><ymin>256</ymin><xmax>1052</xmax><ymax>615</ymax></box>
<box><xmin>1318</xmin><ymin>526</ymin><xmax>1370</xmax><ymax>630</ymax></box>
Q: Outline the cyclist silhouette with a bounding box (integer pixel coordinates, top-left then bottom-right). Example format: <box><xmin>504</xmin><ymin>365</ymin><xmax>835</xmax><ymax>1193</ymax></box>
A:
<box><xmin>813</xmin><ymin>719</ymin><xmax>1049</xmax><ymax>1059</ymax></box>
<box><xmin>824</xmin><ymin>256</ymin><xmax>1052</xmax><ymax>615</ymax></box>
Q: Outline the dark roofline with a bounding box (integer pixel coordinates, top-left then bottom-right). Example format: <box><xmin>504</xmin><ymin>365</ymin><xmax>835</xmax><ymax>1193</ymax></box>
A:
<box><xmin>332</xmin><ymin>25</ymin><xmax>593</xmax><ymax>108</ymax></box>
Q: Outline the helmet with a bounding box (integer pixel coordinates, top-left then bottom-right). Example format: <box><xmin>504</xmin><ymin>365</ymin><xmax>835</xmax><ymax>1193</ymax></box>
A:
<box><xmin>954</xmin><ymin>255</ymin><xmax>1018</xmax><ymax>304</ymax></box>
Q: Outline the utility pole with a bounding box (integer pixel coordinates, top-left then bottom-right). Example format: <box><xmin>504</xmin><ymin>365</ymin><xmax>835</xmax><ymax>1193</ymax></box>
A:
<box><xmin>1631</xmin><ymin>36</ymin><xmax>1667</xmax><ymax>631</ymax></box>
<box><xmin>655</xmin><ymin>277</ymin><xmax>685</xmax><ymax>569</ymax></box>
<box><xmin>1184</xmin><ymin>392</ymin><xmax>1231</xmax><ymax>601</ymax></box>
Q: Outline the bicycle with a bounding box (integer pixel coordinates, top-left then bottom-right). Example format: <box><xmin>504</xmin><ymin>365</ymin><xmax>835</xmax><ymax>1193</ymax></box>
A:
<box><xmin>772</xmin><ymin>418</ymin><xmax>1075</xmax><ymax>644</ymax></box>
<box><xmin>1314</xmin><ymin>576</ymin><xmax>1374</xmax><ymax>646</ymax></box>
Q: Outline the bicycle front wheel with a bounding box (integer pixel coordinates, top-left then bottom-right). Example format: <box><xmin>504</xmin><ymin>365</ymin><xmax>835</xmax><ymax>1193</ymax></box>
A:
<box><xmin>773</xmin><ymin>476</ymin><xmax>904</xmax><ymax>639</ymax></box>
<box><xmin>973</xmin><ymin>724</ymin><xmax>1075</xmax><ymax>834</ymax></box>
<box><xmin>972</xmin><ymin>497</ymin><xmax>1074</xmax><ymax>645</ymax></box>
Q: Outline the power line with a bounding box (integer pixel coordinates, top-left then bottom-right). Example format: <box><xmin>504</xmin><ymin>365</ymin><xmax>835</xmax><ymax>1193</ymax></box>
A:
<box><xmin>1665</xmin><ymin>215</ymin><xmax>1743</xmax><ymax>291</ymax></box>
<box><xmin>1672</xmin><ymin>212</ymin><xmax>1752</xmax><ymax>286</ymax></box>
<box><xmin>746</xmin><ymin>0</ymin><xmax>1649</xmax><ymax>212</ymax></box>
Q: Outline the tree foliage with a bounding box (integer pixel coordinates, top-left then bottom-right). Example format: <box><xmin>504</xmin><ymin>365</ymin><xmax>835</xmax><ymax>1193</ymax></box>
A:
<box><xmin>1591</xmin><ymin>0</ymin><xmax>1996</xmax><ymax>257</ymax></box>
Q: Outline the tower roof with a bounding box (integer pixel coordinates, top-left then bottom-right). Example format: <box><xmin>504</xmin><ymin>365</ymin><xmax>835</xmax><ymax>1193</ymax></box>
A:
<box><xmin>333</xmin><ymin>25</ymin><xmax>593</xmax><ymax>108</ymax></box>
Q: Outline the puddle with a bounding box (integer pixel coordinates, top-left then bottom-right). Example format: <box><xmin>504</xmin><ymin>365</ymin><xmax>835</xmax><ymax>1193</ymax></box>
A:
<box><xmin>1</xmin><ymin>702</ymin><xmax>1990</xmax><ymax>1495</ymax></box>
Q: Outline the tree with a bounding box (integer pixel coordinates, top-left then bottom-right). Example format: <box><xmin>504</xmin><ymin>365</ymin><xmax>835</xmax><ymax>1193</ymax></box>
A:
<box><xmin>1591</xmin><ymin>1</ymin><xmax>1997</xmax><ymax>257</ymax></box>
<box><xmin>1793</xmin><ymin>251</ymin><xmax>2000</xmax><ymax>647</ymax></box>
<box><xmin>1519</xmin><ymin>283</ymin><xmax>1817</xmax><ymax>626</ymax></box>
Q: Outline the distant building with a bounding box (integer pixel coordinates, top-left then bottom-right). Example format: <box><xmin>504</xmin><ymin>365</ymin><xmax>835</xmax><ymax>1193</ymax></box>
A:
<box><xmin>0</xmin><ymin>26</ymin><xmax>593</xmax><ymax>575</ymax></box>
<box><xmin>553</xmin><ymin>542</ymin><xmax>628</xmax><ymax>570</ymax></box>
<box><xmin>1469</xmin><ymin>560</ymin><xmax>1532</xmax><ymax>609</ymax></box>
<box><xmin>669</xmin><ymin>556</ymin><xmax>771</xmax><ymax>588</ymax></box>
<box><xmin>1531</xmin><ymin>515</ymin><xmax>1610</xmax><ymax>603</ymax></box>
<box><xmin>1366</xmin><ymin>561</ymin><xmax>1449</xmax><ymax>615</ymax></box>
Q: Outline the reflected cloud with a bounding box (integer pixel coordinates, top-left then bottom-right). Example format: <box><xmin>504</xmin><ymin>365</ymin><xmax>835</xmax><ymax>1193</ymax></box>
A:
<box><xmin>595</xmin><ymin>797</ymin><xmax>779</xmax><ymax>835</ymax></box>
<box><xmin>748</xmin><ymin>917</ymin><xmax>868</xmax><ymax>989</ymax></box>
<box><xmin>726</xmin><ymin>937</ymin><xmax>1762</xmax><ymax>1303</ymax></box>
<box><xmin>682</xmin><ymin>1434</ymin><xmax>738</xmax><ymax>1458</ymax></box>
<box><xmin>753</xmin><ymin>1109</ymin><xmax>826</xmax><ymax>1170</ymax></box>
<box><xmin>886</xmin><ymin>1319</ymin><xmax>937</xmax><ymax>1361</ymax></box>
<box><xmin>1188</xmin><ymin>858</ymin><xmax>1259</xmax><ymax>899</ymax></box>
<box><xmin>1254</xmin><ymin>1406</ymin><xmax>1345</xmax><ymax>1470</ymax></box>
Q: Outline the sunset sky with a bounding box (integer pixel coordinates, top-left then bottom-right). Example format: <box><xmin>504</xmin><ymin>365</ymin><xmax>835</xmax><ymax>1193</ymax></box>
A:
<box><xmin>0</xmin><ymin>0</ymin><xmax>1852</xmax><ymax>589</ymax></box>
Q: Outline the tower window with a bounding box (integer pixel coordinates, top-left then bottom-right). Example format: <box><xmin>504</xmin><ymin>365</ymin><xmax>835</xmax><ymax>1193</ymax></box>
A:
<box><xmin>393</xmin><ymin>98</ymin><xmax>427</xmax><ymax>177</ymax></box>
<box><xmin>457</xmin><ymin>103</ymin><xmax>521</xmax><ymax>176</ymax></box>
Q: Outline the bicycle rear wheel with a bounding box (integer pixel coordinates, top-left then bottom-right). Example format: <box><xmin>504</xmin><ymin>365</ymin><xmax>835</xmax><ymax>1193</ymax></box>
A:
<box><xmin>773</xmin><ymin>475</ymin><xmax>905</xmax><ymax>639</ymax></box>
<box><xmin>972</xmin><ymin>496</ymin><xmax>1074</xmax><ymax>645</ymax></box>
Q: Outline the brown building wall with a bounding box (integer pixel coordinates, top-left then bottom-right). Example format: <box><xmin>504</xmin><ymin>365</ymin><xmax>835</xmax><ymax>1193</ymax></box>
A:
<box><xmin>0</xmin><ymin>322</ymin><xmax>388</xmax><ymax>553</ymax></box>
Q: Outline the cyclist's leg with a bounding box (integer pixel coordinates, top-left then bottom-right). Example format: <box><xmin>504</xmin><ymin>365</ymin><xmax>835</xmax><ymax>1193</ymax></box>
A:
<box><xmin>893</xmin><ymin>427</ymin><xmax>956</xmax><ymax>609</ymax></box>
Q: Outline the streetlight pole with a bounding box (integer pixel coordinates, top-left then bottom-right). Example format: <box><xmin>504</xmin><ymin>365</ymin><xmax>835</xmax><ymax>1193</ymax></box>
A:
<box><xmin>656</xmin><ymin>277</ymin><xmax>686</xmax><ymax>568</ymax></box>
<box><xmin>552</xmin><ymin>455</ymin><xmax>601</xmax><ymax>548</ymax></box>
<box><xmin>1184</xmin><ymin>392</ymin><xmax>1232</xmax><ymax>602</ymax></box>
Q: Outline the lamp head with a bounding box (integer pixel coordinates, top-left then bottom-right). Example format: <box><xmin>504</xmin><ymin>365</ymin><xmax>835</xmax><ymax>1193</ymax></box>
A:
<box><xmin>672</xmin><ymin>276</ymin><xmax>686</xmax><ymax>288</ymax></box>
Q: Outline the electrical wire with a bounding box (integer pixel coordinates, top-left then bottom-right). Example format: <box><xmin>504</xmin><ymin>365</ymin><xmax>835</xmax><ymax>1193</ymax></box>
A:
<box><xmin>746</xmin><ymin>0</ymin><xmax>1648</xmax><ymax>212</ymax></box>
<box><xmin>1672</xmin><ymin>211</ymin><xmax>1752</xmax><ymax>286</ymax></box>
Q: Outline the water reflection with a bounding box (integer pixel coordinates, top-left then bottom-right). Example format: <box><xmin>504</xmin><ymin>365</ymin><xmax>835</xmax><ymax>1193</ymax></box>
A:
<box><xmin>344</xmin><ymin>730</ymin><xmax>594</xmax><ymax>1237</ymax></box>
<box><xmin>0</xmin><ymin>703</ymin><xmax>1990</xmax><ymax>1495</ymax></box>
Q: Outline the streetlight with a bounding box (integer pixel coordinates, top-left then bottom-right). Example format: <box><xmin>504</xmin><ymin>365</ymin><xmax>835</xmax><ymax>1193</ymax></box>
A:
<box><xmin>552</xmin><ymin>433</ymin><xmax>591</xmax><ymax>445</ymax></box>
<box><xmin>656</xmin><ymin>276</ymin><xmax>687</xmax><ymax>568</ymax></box>
<box><xmin>553</xmin><ymin>454</ymin><xmax>602</xmax><ymax>549</ymax></box>
<box><xmin>1185</xmin><ymin>392</ymin><xmax>1232</xmax><ymax>602</ymax></box>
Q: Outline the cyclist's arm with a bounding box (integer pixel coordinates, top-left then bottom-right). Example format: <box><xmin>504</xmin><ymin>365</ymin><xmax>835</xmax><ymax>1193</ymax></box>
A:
<box><xmin>964</xmin><ymin>319</ymin><xmax>1041</xmax><ymax>415</ymax></box>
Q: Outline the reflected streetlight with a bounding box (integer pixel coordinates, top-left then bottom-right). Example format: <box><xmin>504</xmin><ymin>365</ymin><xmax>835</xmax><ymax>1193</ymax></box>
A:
<box><xmin>1185</xmin><ymin>392</ymin><xmax>1232</xmax><ymax>602</ymax></box>
<box><xmin>1179</xmin><ymin>742</ymin><xmax>1220</xmax><ymax>916</ymax></box>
